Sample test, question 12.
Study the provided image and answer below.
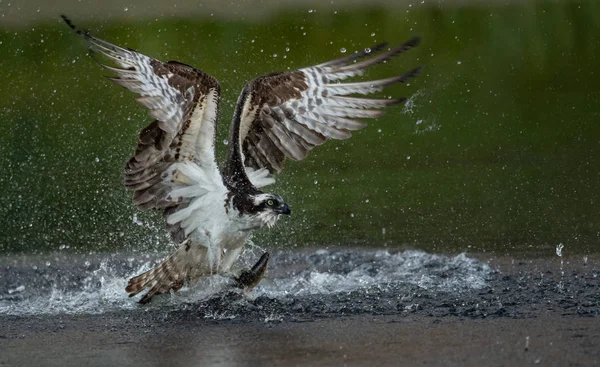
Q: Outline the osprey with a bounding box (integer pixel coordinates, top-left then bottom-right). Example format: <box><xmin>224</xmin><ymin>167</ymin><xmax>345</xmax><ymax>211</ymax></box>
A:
<box><xmin>62</xmin><ymin>16</ymin><xmax>421</xmax><ymax>303</ymax></box>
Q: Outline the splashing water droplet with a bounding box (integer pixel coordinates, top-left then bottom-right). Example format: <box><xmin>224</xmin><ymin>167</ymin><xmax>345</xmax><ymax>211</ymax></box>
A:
<box><xmin>132</xmin><ymin>214</ymin><xmax>143</xmax><ymax>226</ymax></box>
<box><xmin>556</xmin><ymin>243</ymin><xmax>564</xmax><ymax>257</ymax></box>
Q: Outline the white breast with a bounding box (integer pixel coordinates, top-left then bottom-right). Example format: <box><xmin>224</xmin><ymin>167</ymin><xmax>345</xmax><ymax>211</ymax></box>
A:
<box><xmin>185</xmin><ymin>191</ymin><xmax>256</xmax><ymax>269</ymax></box>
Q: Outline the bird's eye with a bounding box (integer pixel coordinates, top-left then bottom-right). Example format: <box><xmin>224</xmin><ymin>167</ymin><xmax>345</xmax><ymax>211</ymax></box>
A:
<box><xmin>267</xmin><ymin>199</ymin><xmax>274</xmax><ymax>206</ymax></box>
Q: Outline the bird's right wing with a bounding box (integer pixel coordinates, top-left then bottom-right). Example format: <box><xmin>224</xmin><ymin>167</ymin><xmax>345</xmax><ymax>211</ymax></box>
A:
<box><xmin>63</xmin><ymin>16</ymin><xmax>225</xmax><ymax>243</ymax></box>
<box><xmin>63</xmin><ymin>16</ymin><xmax>223</xmax><ymax>207</ymax></box>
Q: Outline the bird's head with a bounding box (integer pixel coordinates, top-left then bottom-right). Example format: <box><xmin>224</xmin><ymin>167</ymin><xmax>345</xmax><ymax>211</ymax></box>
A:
<box><xmin>250</xmin><ymin>193</ymin><xmax>291</xmax><ymax>228</ymax></box>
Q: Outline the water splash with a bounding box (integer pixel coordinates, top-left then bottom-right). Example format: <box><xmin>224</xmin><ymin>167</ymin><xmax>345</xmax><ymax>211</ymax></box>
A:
<box><xmin>556</xmin><ymin>243</ymin><xmax>564</xmax><ymax>257</ymax></box>
<box><xmin>0</xmin><ymin>250</ymin><xmax>492</xmax><ymax>316</ymax></box>
<box><xmin>556</xmin><ymin>243</ymin><xmax>565</xmax><ymax>290</ymax></box>
<box><xmin>255</xmin><ymin>250</ymin><xmax>491</xmax><ymax>298</ymax></box>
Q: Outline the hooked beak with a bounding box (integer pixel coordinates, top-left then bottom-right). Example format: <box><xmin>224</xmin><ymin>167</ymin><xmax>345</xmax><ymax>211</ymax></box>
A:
<box><xmin>275</xmin><ymin>202</ymin><xmax>291</xmax><ymax>215</ymax></box>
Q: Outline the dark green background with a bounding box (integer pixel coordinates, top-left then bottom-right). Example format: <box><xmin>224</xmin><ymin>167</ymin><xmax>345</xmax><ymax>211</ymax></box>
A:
<box><xmin>1</xmin><ymin>1</ymin><xmax>598</xmax><ymax>256</ymax></box>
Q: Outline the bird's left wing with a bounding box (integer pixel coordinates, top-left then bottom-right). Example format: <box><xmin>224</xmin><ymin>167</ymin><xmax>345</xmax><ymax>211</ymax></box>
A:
<box><xmin>223</xmin><ymin>38</ymin><xmax>421</xmax><ymax>189</ymax></box>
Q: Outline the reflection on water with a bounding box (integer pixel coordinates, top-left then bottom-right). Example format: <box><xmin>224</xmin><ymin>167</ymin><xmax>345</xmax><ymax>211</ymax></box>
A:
<box><xmin>0</xmin><ymin>0</ymin><xmax>599</xmax><ymax>255</ymax></box>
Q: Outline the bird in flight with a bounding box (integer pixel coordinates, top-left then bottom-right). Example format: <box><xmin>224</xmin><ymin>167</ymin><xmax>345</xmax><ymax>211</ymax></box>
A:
<box><xmin>62</xmin><ymin>15</ymin><xmax>421</xmax><ymax>304</ymax></box>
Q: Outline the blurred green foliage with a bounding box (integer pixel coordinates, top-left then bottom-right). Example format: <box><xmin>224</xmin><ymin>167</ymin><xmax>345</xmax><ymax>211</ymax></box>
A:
<box><xmin>1</xmin><ymin>1</ymin><xmax>599</xmax><ymax>256</ymax></box>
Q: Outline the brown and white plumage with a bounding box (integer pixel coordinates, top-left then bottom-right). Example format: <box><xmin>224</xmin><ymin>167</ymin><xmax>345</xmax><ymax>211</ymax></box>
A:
<box><xmin>223</xmin><ymin>39</ymin><xmax>421</xmax><ymax>189</ymax></box>
<box><xmin>63</xmin><ymin>15</ymin><xmax>421</xmax><ymax>303</ymax></box>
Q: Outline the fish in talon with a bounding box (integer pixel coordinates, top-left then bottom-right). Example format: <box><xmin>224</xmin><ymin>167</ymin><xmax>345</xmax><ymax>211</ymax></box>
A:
<box><xmin>235</xmin><ymin>252</ymin><xmax>270</xmax><ymax>289</ymax></box>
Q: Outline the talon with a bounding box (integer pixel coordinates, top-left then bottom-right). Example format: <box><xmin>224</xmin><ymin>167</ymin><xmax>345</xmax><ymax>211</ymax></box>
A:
<box><xmin>234</xmin><ymin>252</ymin><xmax>269</xmax><ymax>289</ymax></box>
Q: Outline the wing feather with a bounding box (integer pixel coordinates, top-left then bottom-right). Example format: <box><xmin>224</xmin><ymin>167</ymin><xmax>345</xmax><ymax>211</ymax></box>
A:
<box><xmin>223</xmin><ymin>37</ymin><xmax>421</xmax><ymax>189</ymax></box>
<box><xmin>63</xmin><ymin>15</ymin><xmax>224</xmax><ymax>243</ymax></box>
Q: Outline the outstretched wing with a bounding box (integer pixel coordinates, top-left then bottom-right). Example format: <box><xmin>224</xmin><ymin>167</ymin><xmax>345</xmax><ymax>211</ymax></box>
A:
<box><xmin>223</xmin><ymin>38</ymin><xmax>421</xmax><ymax>189</ymax></box>
<box><xmin>63</xmin><ymin>16</ymin><xmax>224</xmax><ymax>240</ymax></box>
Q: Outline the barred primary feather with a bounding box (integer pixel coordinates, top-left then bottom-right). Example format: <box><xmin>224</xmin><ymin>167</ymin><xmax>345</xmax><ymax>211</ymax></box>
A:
<box><xmin>223</xmin><ymin>38</ymin><xmax>421</xmax><ymax>187</ymax></box>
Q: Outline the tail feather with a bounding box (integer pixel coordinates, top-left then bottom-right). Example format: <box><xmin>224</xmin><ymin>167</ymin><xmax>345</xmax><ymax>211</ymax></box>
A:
<box><xmin>126</xmin><ymin>244</ymin><xmax>207</xmax><ymax>303</ymax></box>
